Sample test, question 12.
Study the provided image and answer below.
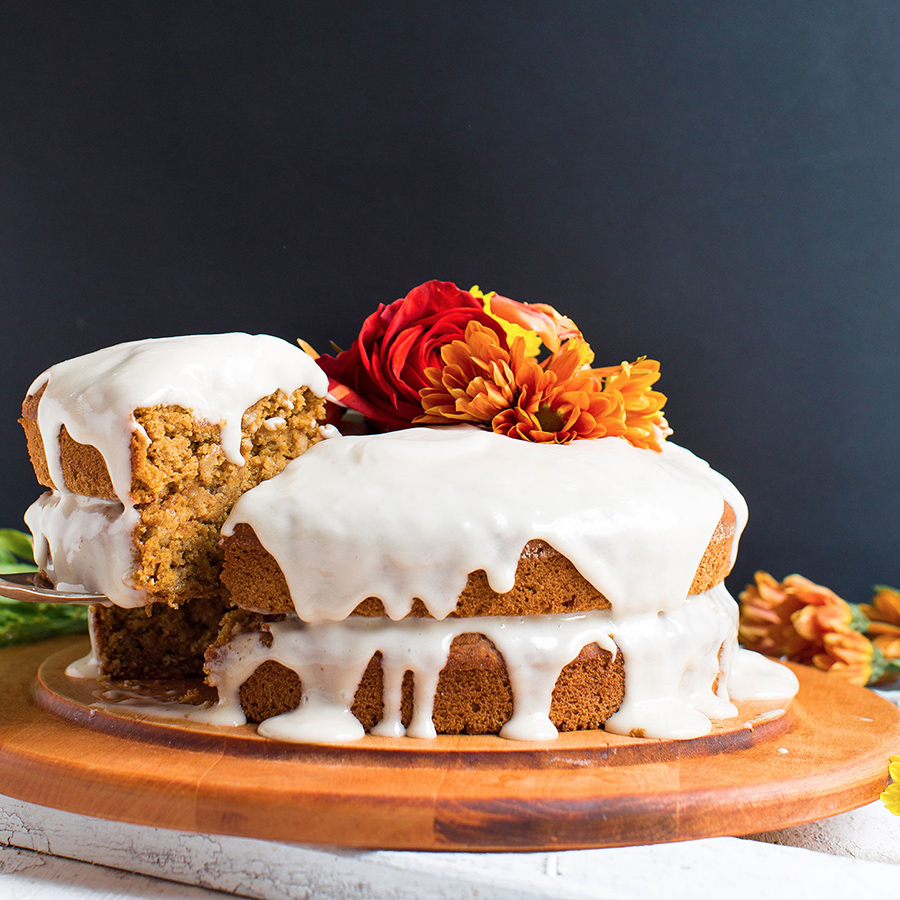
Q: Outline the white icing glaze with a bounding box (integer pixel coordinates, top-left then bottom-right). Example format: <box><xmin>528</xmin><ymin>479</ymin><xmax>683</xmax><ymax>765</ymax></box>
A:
<box><xmin>25</xmin><ymin>493</ymin><xmax>145</xmax><ymax>607</ymax></box>
<box><xmin>203</xmin><ymin>585</ymin><xmax>798</xmax><ymax>744</ymax></box>
<box><xmin>28</xmin><ymin>333</ymin><xmax>329</xmax><ymax>506</ymax></box>
<box><xmin>65</xmin><ymin>605</ymin><xmax>102</xmax><ymax>678</ymax></box>
<box><xmin>729</xmin><ymin>646</ymin><xmax>801</xmax><ymax>701</ymax></box>
<box><xmin>223</xmin><ymin>427</ymin><xmax>746</xmax><ymax>622</ymax></box>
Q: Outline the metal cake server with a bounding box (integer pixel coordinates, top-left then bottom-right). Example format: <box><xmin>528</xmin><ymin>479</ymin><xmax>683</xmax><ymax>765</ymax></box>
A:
<box><xmin>0</xmin><ymin>571</ymin><xmax>104</xmax><ymax>604</ymax></box>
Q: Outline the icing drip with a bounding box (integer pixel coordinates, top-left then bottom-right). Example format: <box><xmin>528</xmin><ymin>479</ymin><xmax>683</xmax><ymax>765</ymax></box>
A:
<box><xmin>28</xmin><ymin>332</ymin><xmax>328</xmax><ymax>508</ymax></box>
<box><xmin>223</xmin><ymin>427</ymin><xmax>746</xmax><ymax>623</ymax></box>
<box><xmin>65</xmin><ymin>605</ymin><xmax>102</xmax><ymax>679</ymax></box>
<box><xmin>602</xmin><ymin>583</ymin><xmax>739</xmax><ymax>738</ymax></box>
<box><xmin>205</xmin><ymin>586</ymin><xmax>797</xmax><ymax>744</ymax></box>
<box><xmin>25</xmin><ymin>493</ymin><xmax>145</xmax><ymax>607</ymax></box>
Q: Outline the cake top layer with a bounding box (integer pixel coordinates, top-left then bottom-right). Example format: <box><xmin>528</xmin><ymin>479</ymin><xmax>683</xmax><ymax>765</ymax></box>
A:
<box><xmin>28</xmin><ymin>333</ymin><xmax>329</xmax><ymax>505</ymax></box>
<box><xmin>223</xmin><ymin>426</ymin><xmax>748</xmax><ymax>623</ymax></box>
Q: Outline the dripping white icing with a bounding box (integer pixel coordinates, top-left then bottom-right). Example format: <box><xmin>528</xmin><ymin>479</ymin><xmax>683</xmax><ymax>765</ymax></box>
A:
<box><xmin>223</xmin><ymin>427</ymin><xmax>746</xmax><ymax>622</ymax></box>
<box><xmin>25</xmin><ymin>493</ymin><xmax>145</xmax><ymax>607</ymax></box>
<box><xmin>203</xmin><ymin>585</ymin><xmax>798</xmax><ymax>744</ymax></box>
<box><xmin>65</xmin><ymin>604</ymin><xmax>102</xmax><ymax>679</ymax></box>
<box><xmin>28</xmin><ymin>332</ymin><xmax>329</xmax><ymax>507</ymax></box>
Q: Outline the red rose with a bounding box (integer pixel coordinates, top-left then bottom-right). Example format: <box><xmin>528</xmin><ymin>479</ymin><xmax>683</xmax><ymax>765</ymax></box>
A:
<box><xmin>318</xmin><ymin>281</ymin><xmax>507</xmax><ymax>430</ymax></box>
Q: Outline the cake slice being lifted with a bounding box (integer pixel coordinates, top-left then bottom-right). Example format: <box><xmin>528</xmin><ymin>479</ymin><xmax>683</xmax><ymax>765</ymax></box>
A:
<box><xmin>22</xmin><ymin>333</ymin><xmax>330</xmax><ymax>608</ymax></box>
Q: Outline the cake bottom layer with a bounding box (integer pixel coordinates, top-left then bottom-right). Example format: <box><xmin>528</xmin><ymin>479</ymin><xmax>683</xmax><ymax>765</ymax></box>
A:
<box><xmin>233</xmin><ymin>636</ymin><xmax>625</xmax><ymax>736</ymax></box>
<box><xmin>203</xmin><ymin>586</ymin><xmax>792</xmax><ymax>744</ymax></box>
<box><xmin>91</xmin><ymin>596</ymin><xmax>232</xmax><ymax>679</ymax></box>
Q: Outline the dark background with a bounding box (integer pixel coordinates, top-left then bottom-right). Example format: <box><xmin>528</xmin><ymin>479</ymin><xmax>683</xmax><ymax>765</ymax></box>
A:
<box><xmin>1</xmin><ymin>2</ymin><xmax>898</xmax><ymax>602</ymax></box>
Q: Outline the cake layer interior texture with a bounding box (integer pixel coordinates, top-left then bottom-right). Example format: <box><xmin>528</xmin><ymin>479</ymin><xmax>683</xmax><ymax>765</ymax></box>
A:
<box><xmin>22</xmin><ymin>384</ymin><xmax>326</xmax><ymax>505</ymax></box>
<box><xmin>91</xmin><ymin>596</ymin><xmax>232</xmax><ymax>679</ymax></box>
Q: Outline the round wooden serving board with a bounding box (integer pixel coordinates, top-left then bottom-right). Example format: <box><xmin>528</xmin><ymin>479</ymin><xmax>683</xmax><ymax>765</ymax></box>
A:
<box><xmin>0</xmin><ymin>636</ymin><xmax>898</xmax><ymax>851</ymax></box>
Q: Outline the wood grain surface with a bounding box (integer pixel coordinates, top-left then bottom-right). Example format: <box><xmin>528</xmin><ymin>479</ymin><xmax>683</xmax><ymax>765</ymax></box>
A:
<box><xmin>0</xmin><ymin>635</ymin><xmax>897</xmax><ymax>851</ymax></box>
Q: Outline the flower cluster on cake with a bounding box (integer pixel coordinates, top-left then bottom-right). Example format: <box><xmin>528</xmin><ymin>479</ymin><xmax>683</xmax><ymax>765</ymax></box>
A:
<box><xmin>312</xmin><ymin>280</ymin><xmax>667</xmax><ymax>449</ymax></box>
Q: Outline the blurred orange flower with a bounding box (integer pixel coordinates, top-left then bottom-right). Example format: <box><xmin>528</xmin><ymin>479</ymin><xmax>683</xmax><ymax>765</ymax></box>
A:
<box><xmin>738</xmin><ymin>571</ymin><xmax>815</xmax><ymax>661</ymax></box>
<box><xmin>784</xmin><ymin>574</ymin><xmax>855</xmax><ymax>641</ymax></box>
<box><xmin>738</xmin><ymin>572</ymin><xmax>900</xmax><ymax>687</ymax></box>
<box><xmin>862</xmin><ymin>586</ymin><xmax>900</xmax><ymax>660</ymax></box>
<box><xmin>811</xmin><ymin>629</ymin><xmax>875</xmax><ymax>686</ymax></box>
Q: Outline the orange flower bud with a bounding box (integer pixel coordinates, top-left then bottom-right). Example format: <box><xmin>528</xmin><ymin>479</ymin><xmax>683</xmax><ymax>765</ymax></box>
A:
<box><xmin>862</xmin><ymin>586</ymin><xmax>900</xmax><ymax>628</ymax></box>
<box><xmin>485</xmin><ymin>293</ymin><xmax>584</xmax><ymax>353</ymax></box>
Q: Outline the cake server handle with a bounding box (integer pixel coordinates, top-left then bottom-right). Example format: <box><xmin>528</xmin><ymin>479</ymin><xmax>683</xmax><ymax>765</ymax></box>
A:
<box><xmin>0</xmin><ymin>571</ymin><xmax>104</xmax><ymax>604</ymax></box>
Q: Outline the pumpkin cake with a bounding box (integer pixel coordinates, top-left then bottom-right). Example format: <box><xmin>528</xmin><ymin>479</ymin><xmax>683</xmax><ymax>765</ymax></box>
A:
<box><xmin>15</xmin><ymin>284</ymin><xmax>799</xmax><ymax>743</ymax></box>
<box><xmin>204</xmin><ymin>426</ymin><xmax>796</xmax><ymax>744</ymax></box>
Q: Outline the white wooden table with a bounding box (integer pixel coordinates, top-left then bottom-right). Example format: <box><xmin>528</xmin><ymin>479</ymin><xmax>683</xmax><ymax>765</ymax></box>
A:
<box><xmin>2</xmin><ymin>793</ymin><xmax>899</xmax><ymax>899</ymax></box>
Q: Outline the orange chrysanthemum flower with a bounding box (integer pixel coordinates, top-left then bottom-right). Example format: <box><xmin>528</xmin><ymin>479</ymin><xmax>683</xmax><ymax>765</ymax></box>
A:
<box><xmin>589</xmin><ymin>358</ymin><xmax>668</xmax><ymax>452</ymax></box>
<box><xmin>811</xmin><ymin>629</ymin><xmax>875</xmax><ymax>686</ymax></box>
<box><xmin>784</xmin><ymin>574</ymin><xmax>855</xmax><ymax>642</ymax></box>
<box><xmin>417</xmin><ymin>321</ymin><xmax>623</xmax><ymax>444</ymax></box>
<box><xmin>492</xmin><ymin>367</ymin><xmax>627</xmax><ymax>444</ymax></box>
<box><xmin>738</xmin><ymin>571</ymin><xmax>815</xmax><ymax>660</ymax></box>
<box><xmin>738</xmin><ymin>571</ymin><xmax>886</xmax><ymax>685</ymax></box>
<box><xmin>543</xmin><ymin>337</ymin><xmax>596</xmax><ymax>381</ymax></box>
<box><xmin>416</xmin><ymin>321</ymin><xmax>526</xmax><ymax>425</ymax></box>
<box><xmin>862</xmin><ymin>586</ymin><xmax>900</xmax><ymax>660</ymax></box>
<box><xmin>415</xmin><ymin>317</ymin><xmax>661</xmax><ymax>447</ymax></box>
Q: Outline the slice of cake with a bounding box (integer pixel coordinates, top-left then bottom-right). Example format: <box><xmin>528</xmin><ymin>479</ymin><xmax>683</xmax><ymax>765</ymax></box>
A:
<box><xmin>21</xmin><ymin>333</ymin><xmax>330</xmax><ymax>608</ymax></box>
<box><xmin>206</xmin><ymin>426</ymin><xmax>797</xmax><ymax>743</ymax></box>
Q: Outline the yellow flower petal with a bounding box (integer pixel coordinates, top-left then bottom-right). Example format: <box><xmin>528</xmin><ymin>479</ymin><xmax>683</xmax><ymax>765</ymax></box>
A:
<box><xmin>882</xmin><ymin>756</ymin><xmax>900</xmax><ymax>816</ymax></box>
<box><xmin>481</xmin><ymin>294</ymin><xmax>544</xmax><ymax>357</ymax></box>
